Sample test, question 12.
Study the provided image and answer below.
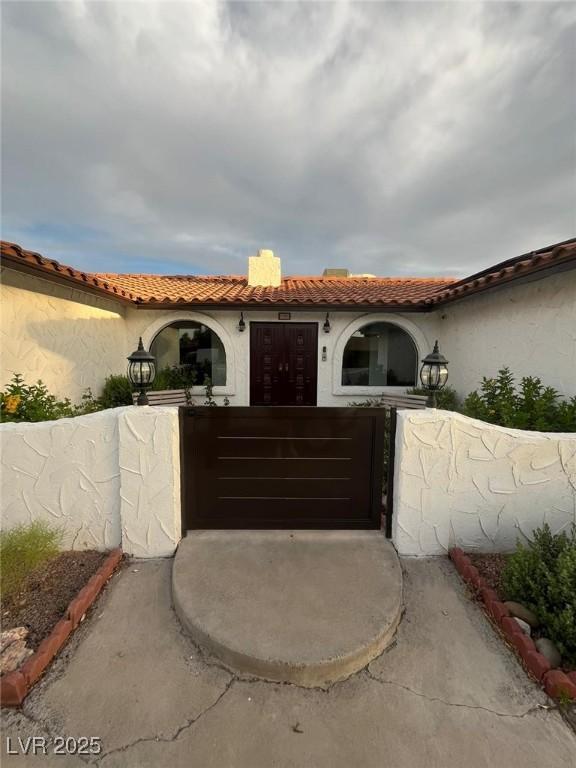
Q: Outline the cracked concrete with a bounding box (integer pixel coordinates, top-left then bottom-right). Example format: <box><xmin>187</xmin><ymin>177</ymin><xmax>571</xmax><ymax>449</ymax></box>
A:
<box><xmin>2</xmin><ymin>557</ymin><xmax>575</xmax><ymax>767</ymax></box>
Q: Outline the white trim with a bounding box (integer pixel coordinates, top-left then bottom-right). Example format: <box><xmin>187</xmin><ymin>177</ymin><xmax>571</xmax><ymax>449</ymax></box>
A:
<box><xmin>331</xmin><ymin>313</ymin><xmax>430</xmax><ymax>396</ymax></box>
<box><xmin>139</xmin><ymin>310</ymin><xmax>236</xmax><ymax>395</ymax></box>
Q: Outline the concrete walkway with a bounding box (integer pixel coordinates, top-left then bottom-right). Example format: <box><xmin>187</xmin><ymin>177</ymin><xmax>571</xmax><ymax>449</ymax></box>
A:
<box><xmin>1</xmin><ymin>557</ymin><xmax>575</xmax><ymax>767</ymax></box>
<box><xmin>173</xmin><ymin>531</ymin><xmax>402</xmax><ymax>686</ymax></box>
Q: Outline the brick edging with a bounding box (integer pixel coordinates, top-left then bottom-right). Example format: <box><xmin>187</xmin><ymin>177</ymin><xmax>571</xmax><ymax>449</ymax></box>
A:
<box><xmin>448</xmin><ymin>548</ymin><xmax>576</xmax><ymax>703</ymax></box>
<box><xmin>0</xmin><ymin>548</ymin><xmax>123</xmax><ymax>707</ymax></box>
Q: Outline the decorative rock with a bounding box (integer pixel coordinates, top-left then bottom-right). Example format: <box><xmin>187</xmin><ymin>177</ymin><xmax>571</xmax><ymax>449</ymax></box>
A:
<box><xmin>0</xmin><ymin>640</ymin><xmax>33</xmax><ymax>674</ymax></box>
<box><xmin>513</xmin><ymin>617</ymin><xmax>532</xmax><ymax>636</ymax></box>
<box><xmin>535</xmin><ymin>637</ymin><xmax>562</xmax><ymax>669</ymax></box>
<box><xmin>504</xmin><ymin>602</ymin><xmax>540</xmax><ymax>628</ymax></box>
<box><xmin>0</xmin><ymin>627</ymin><xmax>28</xmax><ymax>654</ymax></box>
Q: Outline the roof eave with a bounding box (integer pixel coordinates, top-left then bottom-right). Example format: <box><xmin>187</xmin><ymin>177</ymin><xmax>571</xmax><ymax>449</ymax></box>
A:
<box><xmin>133</xmin><ymin>300</ymin><xmax>433</xmax><ymax>312</ymax></box>
<box><xmin>2</xmin><ymin>249</ymin><xmax>135</xmax><ymax>306</ymax></box>
<box><xmin>429</xmin><ymin>247</ymin><xmax>576</xmax><ymax>307</ymax></box>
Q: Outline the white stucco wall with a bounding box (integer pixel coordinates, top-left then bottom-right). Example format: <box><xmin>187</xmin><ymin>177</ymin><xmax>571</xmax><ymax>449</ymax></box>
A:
<box><xmin>0</xmin><ymin>408</ymin><xmax>122</xmax><ymax>550</ymax></box>
<box><xmin>435</xmin><ymin>271</ymin><xmax>576</xmax><ymax>399</ymax></box>
<box><xmin>0</xmin><ymin>269</ymin><xmax>128</xmax><ymax>402</ymax></box>
<box><xmin>118</xmin><ymin>407</ymin><xmax>181</xmax><ymax>557</ymax></box>
<box><xmin>392</xmin><ymin>409</ymin><xmax>576</xmax><ymax>556</ymax></box>
<box><xmin>0</xmin><ymin>406</ymin><xmax>181</xmax><ymax>557</ymax></box>
<box><xmin>126</xmin><ymin>306</ymin><xmax>438</xmax><ymax>406</ymax></box>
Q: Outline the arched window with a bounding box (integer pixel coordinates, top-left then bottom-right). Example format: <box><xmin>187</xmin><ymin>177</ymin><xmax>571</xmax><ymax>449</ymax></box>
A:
<box><xmin>341</xmin><ymin>322</ymin><xmax>417</xmax><ymax>387</ymax></box>
<box><xmin>150</xmin><ymin>321</ymin><xmax>226</xmax><ymax>386</ymax></box>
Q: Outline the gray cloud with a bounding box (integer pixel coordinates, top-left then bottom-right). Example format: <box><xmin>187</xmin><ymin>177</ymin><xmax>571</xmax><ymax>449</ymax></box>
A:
<box><xmin>2</xmin><ymin>1</ymin><xmax>575</xmax><ymax>276</ymax></box>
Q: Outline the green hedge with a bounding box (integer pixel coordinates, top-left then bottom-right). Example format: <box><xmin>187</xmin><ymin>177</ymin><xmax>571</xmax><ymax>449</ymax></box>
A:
<box><xmin>462</xmin><ymin>368</ymin><xmax>576</xmax><ymax>432</ymax></box>
<box><xmin>503</xmin><ymin>525</ymin><xmax>576</xmax><ymax>665</ymax></box>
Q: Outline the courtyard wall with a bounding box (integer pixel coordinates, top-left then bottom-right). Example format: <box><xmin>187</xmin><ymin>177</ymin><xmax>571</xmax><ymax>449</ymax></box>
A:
<box><xmin>0</xmin><ymin>406</ymin><xmax>180</xmax><ymax>557</ymax></box>
<box><xmin>392</xmin><ymin>409</ymin><xmax>576</xmax><ymax>556</ymax></box>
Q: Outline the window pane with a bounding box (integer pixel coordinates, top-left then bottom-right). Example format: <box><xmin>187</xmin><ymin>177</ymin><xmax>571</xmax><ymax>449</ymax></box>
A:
<box><xmin>150</xmin><ymin>321</ymin><xmax>226</xmax><ymax>386</ymax></box>
<box><xmin>342</xmin><ymin>322</ymin><xmax>417</xmax><ymax>386</ymax></box>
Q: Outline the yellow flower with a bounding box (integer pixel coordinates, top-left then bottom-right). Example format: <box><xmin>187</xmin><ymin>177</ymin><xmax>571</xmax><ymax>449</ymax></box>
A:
<box><xmin>4</xmin><ymin>394</ymin><xmax>21</xmax><ymax>413</ymax></box>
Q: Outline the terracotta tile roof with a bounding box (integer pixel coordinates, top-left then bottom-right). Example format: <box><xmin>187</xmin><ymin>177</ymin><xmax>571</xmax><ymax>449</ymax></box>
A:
<box><xmin>90</xmin><ymin>272</ymin><xmax>455</xmax><ymax>307</ymax></box>
<box><xmin>0</xmin><ymin>240</ymin><xmax>137</xmax><ymax>303</ymax></box>
<box><xmin>425</xmin><ymin>237</ymin><xmax>576</xmax><ymax>305</ymax></box>
<box><xmin>2</xmin><ymin>237</ymin><xmax>575</xmax><ymax>310</ymax></box>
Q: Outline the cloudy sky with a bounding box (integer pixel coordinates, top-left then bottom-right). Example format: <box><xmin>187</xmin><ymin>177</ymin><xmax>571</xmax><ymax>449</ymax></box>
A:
<box><xmin>2</xmin><ymin>1</ymin><xmax>575</xmax><ymax>277</ymax></box>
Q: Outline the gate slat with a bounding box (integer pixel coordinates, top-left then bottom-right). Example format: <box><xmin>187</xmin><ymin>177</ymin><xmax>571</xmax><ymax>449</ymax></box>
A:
<box><xmin>180</xmin><ymin>406</ymin><xmax>385</xmax><ymax>530</ymax></box>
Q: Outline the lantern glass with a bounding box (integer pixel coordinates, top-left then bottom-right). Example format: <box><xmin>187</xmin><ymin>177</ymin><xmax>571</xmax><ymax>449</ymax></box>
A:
<box><xmin>420</xmin><ymin>362</ymin><xmax>433</xmax><ymax>389</ymax></box>
<box><xmin>437</xmin><ymin>364</ymin><xmax>449</xmax><ymax>388</ymax></box>
<box><xmin>128</xmin><ymin>360</ymin><xmax>155</xmax><ymax>386</ymax></box>
<box><xmin>126</xmin><ymin>337</ymin><xmax>157</xmax><ymax>401</ymax></box>
<box><xmin>419</xmin><ymin>340</ymin><xmax>449</xmax><ymax>392</ymax></box>
<box><xmin>420</xmin><ymin>361</ymin><xmax>449</xmax><ymax>390</ymax></box>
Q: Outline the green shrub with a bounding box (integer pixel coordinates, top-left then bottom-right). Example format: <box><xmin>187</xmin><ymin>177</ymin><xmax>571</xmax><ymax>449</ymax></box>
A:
<box><xmin>503</xmin><ymin>524</ymin><xmax>576</xmax><ymax>664</ymax></box>
<box><xmin>462</xmin><ymin>368</ymin><xmax>576</xmax><ymax>432</ymax></box>
<box><xmin>0</xmin><ymin>373</ymin><xmax>76</xmax><ymax>423</ymax></box>
<box><xmin>151</xmin><ymin>365</ymin><xmax>198</xmax><ymax>391</ymax></box>
<box><xmin>98</xmin><ymin>374</ymin><xmax>133</xmax><ymax>408</ymax></box>
<box><xmin>0</xmin><ymin>521</ymin><xmax>63</xmax><ymax>599</ymax></box>
<box><xmin>407</xmin><ymin>386</ymin><xmax>459</xmax><ymax>411</ymax></box>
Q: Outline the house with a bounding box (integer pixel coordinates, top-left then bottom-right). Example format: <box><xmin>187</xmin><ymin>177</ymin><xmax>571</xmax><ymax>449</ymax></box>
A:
<box><xmin>1</xmin><ymin>239</ymin><xmax>575</xmax><ymax>406</ymax></box>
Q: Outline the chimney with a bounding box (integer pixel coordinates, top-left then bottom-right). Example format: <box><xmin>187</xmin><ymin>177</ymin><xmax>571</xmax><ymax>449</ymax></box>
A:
<box><xmin>248</xmin><ymin>249</ymin><xmax>281</xmax><ymax>287</ymax></box>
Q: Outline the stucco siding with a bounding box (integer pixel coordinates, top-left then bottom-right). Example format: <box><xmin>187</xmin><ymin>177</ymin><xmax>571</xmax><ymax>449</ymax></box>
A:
<box><xmin>0</xmin><ymin>269</ymin><xmax>127</xmax><ymax>402</ymax></box>
<box><xmin>392</xmin><ymin>409</ymin><xmax>576</xmax><ymax>556</ymax></box>
<box><xmin>118</xmin><ymin>407</ymin><xmax>181</xmax><ymax>557</ymax></box>
<box><xmin>0</xmin><ymin>408</ymin><xmax>122</xmax><ymax>550</ymax></box>
<box><xmin>434</xmin><ymin>270</ymin><xmax>576</xmax><ymax>399</ymax></box>
<box><xmin>0</xmin><ymin>406</ymin><xmax>181</xmax><ymax>557</ymax></box>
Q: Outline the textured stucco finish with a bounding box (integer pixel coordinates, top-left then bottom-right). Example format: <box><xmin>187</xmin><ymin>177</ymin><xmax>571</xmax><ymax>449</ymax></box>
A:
<box><xmin>247</xmin><ymin>249</ymin><xmax>282</xmax><ymax>287</ymax></box>
<box><xmin>0</xmin><ymin>408</ymin><xmax>122</xmax><ymax>550</ymax></box>
<box><xmin>392</xmin><ymin>409</ymin><xmax>576</xmax><ymax>556</ymax></box>
<box><xmin>0</xmin><ymin>269</ymin><xmax>127</xmax><ymax>402</ymax></box>
<box><xmin>0</xmin><ymin>407</ymin><xmax>181</xmax><ymax>557</ymax></box>
<box><xmin>438</xmin><ymin>270</ymin><xmax>576</xmax><ymax>398</ymax></box>
<box><xmin>118</xmin><ymin>407</ymin><xmax>181</xmax><ymax>558</ymax></box>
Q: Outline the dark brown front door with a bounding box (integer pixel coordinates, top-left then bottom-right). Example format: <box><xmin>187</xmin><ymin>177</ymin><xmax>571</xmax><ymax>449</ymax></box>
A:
<box><xmin>250</xmin><ymin>323</ymin><xmax>318</xmax><ymax>406</ymax></box>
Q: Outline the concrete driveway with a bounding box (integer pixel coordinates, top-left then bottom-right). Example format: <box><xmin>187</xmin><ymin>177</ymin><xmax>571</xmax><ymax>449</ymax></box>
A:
<box><xmin>1</xmin><ymin>556</ymin><xmax>574</xmax><ymax>767</ymax></box>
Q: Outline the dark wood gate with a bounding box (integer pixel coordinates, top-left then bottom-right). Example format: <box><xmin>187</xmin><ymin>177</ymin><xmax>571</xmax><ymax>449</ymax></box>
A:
<box><xmin>250</xmin><ymin>323</ymin><xmax>318</xmax><ymax>406</ymax></box>
<box><xmin>180</xmin><ymin>407</ymin><xmax>385</xmax><ymax>530</ymax></box>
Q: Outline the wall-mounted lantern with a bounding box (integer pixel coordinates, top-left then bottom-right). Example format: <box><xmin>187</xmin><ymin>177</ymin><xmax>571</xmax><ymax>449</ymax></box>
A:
<box><xmin>323</xmin><ymin>313</ymin><xmax>331</xmax><ymax>333</ymax></box>
<box><xmin>127</xmin><ymin>337</ymin><xmax>156</xmax><ymax>406</ymax></box>
<box><xmin>419</xmin><ymin>340</ymin><xmax>449</xmax><ymax>408</ymax></box>
<box><xmin>238</xmin><ymin>312</ymin><xmax>246</xmax><ymax>332</ymax></box>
